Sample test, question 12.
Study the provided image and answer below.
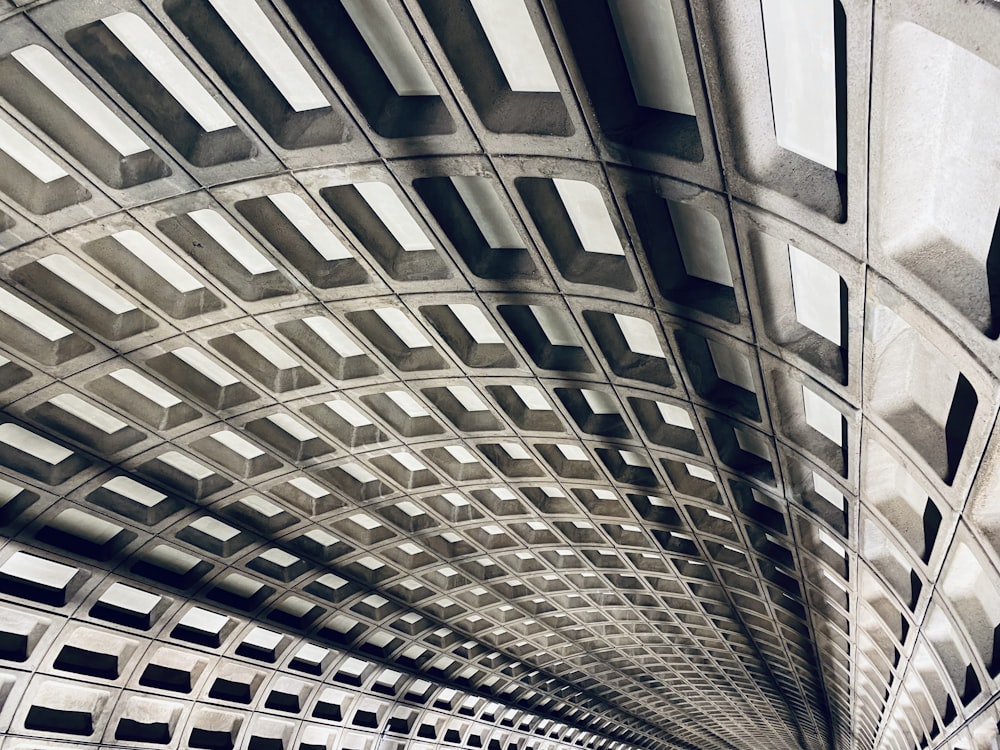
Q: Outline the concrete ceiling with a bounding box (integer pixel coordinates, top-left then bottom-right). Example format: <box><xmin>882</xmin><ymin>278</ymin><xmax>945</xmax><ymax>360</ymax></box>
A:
<box><xmin>0</xmin><ymin>2</ymin><xmax>997</xmax><ymax>750</ymax></box>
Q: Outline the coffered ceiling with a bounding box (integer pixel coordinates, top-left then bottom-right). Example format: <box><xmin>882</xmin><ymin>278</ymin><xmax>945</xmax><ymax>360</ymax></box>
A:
<box><xmin>0</xmin><ymin>2</ymin><xmax>998</xmax><ymax>750</ymax></box>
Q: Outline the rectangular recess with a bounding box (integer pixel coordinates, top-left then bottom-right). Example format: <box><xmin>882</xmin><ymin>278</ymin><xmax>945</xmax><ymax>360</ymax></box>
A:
<box><xmin>11</xmin><ymin>45</ymin><xmax>148</xmax><ymax>157</ymax></box>
<box><xmin>941</xmin><ymin>540</ymin><xmax>1000</xmax><ymax>674</ymax></box>
<box><xmin>103</xmin><ymin>13</ymin><xmax>235</xmax><ymax>133</ymax></box>
<box><xmin>416</xmin><ymin>0</ymin><xmax>570</xmax><ymax>135</ymax></box>
<box><xmin>0</xmin><ymin>45</ymin><xmax>167</xmax><ymax>189</ymax></box>
<box><xmin>287</xmin><ymin>0</ymin><xmax>453</xmax><ymax>138</ymax></box>
<box><xmin>413</xmin><ymin>176</ymin><xmax>535</xmax><ymax>280</ymax></box>
<box><xmin>869</xmin><ymin>306</ymin><xmax>978</xmax><ymax>484</ymax></box>
<box><xmin>0</xmin><ymin>116</ymin><xmax>89</xmax><ymax>214</ymax></box>
<box><xmin>159</xmin><ymin>209</ymin><xmax>293</xmax><ymax>300</ymax></box>
<box><xmin>322</xmin><ymin>183</ymin><xmax>449</xmax><ymax>281</ymax></box>
<box><xmin>83</xmin><ymin>230</ymin><xmax>222</xmax><ymax>321</ymax></box>
<box><xmin>67</xmin><ymin>12</ymin><xmax>252</xmax><ymax>167</ymax></box>
<box><xmin>14</xmin><ymin>255</ymin><xmax>153</xmax><ymax>341</ymax></box>
<box><xmin>554</xmin><ymin>0</ymin><xmax>703</xmax><ymax>160</ymax></box>
<box><xmin>627</xmin><ymin>192</ymin><xmax>738</xmax><ymax>321</ymax></box>
<box><xmin>165</xmin><ymin>0</ymin><xmax>344</xmax><ymax>148</ymax></box>
<box><xmin>876</xmin><ymin>22</ymin><xmax>1000</xmax><ymax>337</ymax></box>
<box><xmin>518</xmin><ymin>177</ymin><xmax>635</xmax><ymax>290</ymax></box>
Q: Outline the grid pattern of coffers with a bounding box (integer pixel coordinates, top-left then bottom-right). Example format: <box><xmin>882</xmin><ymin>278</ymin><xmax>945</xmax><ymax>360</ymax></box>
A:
<box><xmin>0</xmin><ymin>1</ymin><xmax>997</xmax><ymax>750</ymax></box>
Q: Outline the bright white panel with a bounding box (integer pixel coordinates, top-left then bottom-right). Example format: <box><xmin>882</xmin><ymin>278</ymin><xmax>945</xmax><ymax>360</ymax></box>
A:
<box><xmin>13</xmin><ymin>45</ymin><xmax>148</xmax><ymax>157</ymax></box>
<box><xmin>789</xmin><ymin>244</ymin><xmax>842</xmax><ymax>345</ymax></box>
<box><xmin>303</xmin><ymin>316</ymin><xmax>364</xmax><ymax>357</ymax></box>
<box><xmin>341</xmin><ymin>0</ymin><xmax>438</xmax><ymax>96</ymax></box>
<box><xmin>267</xmin><ymin>413</ymin><xmax>317</xmax><ymax>441</ymax></box>
<box><xmin>326</xmin><ymin>400</ymin><xmax>373</xmax><ymax>427</ymax></box>
<box><xmin>269</xmin><ymin>193</ymin><xmax>353</xmax><ymax>260</ymax></box>
<box><xmin>392</xmin><ymin>451</ymin><xmax>426</xmax><ymax>472</ymax></box>
<box><xmin>813</xmin><ymin>471</ymin><xmax>845</xmax><ymax>509</ymax></box>
<box><xmin>447</xmin><ymin>385</ymin><xmax>489</xmax><ymax>411</ymax></box>
<box><xmin>760</xmin><ymin>0</ymin><xmax>839</xmax><ymax>170</ymax></box>
<box><xmin>110</xmin><ymin>369</ymin><xmax>181</xmax><ymax>408</ymax></box>
<box><xmin>449</xmin><ymin>304</ymin><xmax>504</xmax><ymax>344</ymax></box>
<box><xmin>0</xmin><ymin>423</ymin><xmax>73</xmax><ymax>463</ymax></box>
<box><xmin>614</xmin><ymin>314</ymin><xmax>663</xmax><ymax>357</ymax></box>
<box><xmin>656</xmin><ymin>401</ymin><xmax>693</xmax><ymax>429</ymax></box>
<box><xmin>581</xmin><ymin>389</ymin><xmax>618</xmax><ymax>415</ymax></box>
<box><xmin>235</xmin><ymin>329</ymin><xmax>299</xmax><ymax>369</ymax></box>
<box><xmin>451</xmin><ymin>176</ymin><xmax>524</xmax><ymax>248</ymax></box>
<box><xmin>802</xmin><ymin>385</ymin><xmax>844</xmax><ymax>445</ymax></box>
<box><xmin>470</xmin><ymin>0</ymin><xmax>559</xmax><ymax>92</ymax></box>
<box><xmin>706</xmin><ymin>340</ymin><xmax>755</xmax><ymax>391</ymax></box>
<box><xmin>530</xmin><ymin>305</ymin><xmax>578</xmax><ymax>346</ymax></box>
<box><xmin>686</xmin><ymin>463</ymin><xmax>715</xmax><ymax>482</ymax></box>
<box><xmin>355</xmin><ymin>182</ymin><xmax>434</xmax><ymax>251</ymax></box>
<box><xmin>374</xmin><ymin>308</ymin><xmax>430</xmax><ymax>348</ymax></box>
<box><xmin>174</xmin><ymin>347</ymin><xmax>238</xmax><ymax>386</ymax></box>
<box><xmin>608</xmin><ymin>0</ymin><xmax>696</xmax><ymax>115</ymax></box>
<box><xmin>188</xmin><ymin>208</ymin><xmax>277</xmax><ymax>274</ymax></box>
<box><xmin>209</xmin><ymin>0</ymin><xmax>328</xmax><ymax>112</ymax></box>
<box><xmin>0</xmin><ymin>287</ymin><xmax>73</xmax><ymax>341</ymax></box>
<box><xmin>50</xmin><ymin>394</ymin><xmax>127</xmax><ymax>434</ymax></box>
<box><xmin>104</xmin><ymin>12</ymin><xmax>235</xmax><ymax>133</ymax></box>
<box><xmin>0</xmin><ymin>117</ymin><xmax>67</xmax><ymax>183</ymax></box>
<box><xmin>667</xmin><ymin>200</ymin><xmax>732</xmax><ymax>286</ymax></box>
<box><xmin>387</xmin><ymin>390</ymin><xmax>430</xmax><ymax>417</ymax></box>
<box><xmin>113</xmin><ymin>230</ymin><xmax>203</xmax><ymax>294</ymax></box>
<box><xmin>211</xmin><ymin>429</ymin><xmax>263</xmax><ymax>458</ymax></box>
<box><xmin>38</xmin><ymin>255</ymin><xmax>135</xmax><ymax>314</ymax></box>
<box><xmin>553</xmin><ymin>178</ymin><xmax>623</xmax><ymax>255</ymax></box>
<box><xmin>511</xmin><ymin>384</ymin><xmax>550</xmax><ymax>410</ymax></box>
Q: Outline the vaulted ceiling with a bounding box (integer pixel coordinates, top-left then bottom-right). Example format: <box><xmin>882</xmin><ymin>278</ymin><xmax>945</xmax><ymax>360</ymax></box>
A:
<box><xmin>0</xmin><ymin>2</ymin><xmax>998</xmax><ymax>750</ymax></box>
